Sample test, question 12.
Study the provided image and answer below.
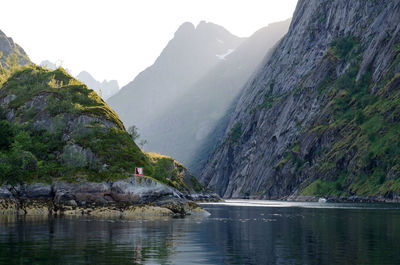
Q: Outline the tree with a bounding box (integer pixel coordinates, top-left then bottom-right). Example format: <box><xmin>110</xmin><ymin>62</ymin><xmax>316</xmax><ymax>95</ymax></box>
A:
<box><xmin>128</xmin><ymin>125</ymin><xmax>140</xmax><ymax>141</ymax></box>
<box><xmin>139</xmin><ymin>139</ymin><xmax>148</xmax><ymax>148</ymax></box>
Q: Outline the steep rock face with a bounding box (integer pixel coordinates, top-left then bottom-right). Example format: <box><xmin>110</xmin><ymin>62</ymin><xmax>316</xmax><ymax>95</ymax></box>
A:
<box><xmin>107</xmin><ymin>21</ymin><xmax>244</xmax><ymax>133</ymax></box>
<box><xmin>0</xmin><ymin>30</ymin><xmax>30</xmax><ymax>67</ymax></box>
<box><xmin>200</xmin><ymin>0</ymin><xmax>400</xmax><ymax>199</ymax></box>
<box><xmin>141</xmin><ymin>20</ymin><xmax>291</xmax><ymax>172</ymax></box>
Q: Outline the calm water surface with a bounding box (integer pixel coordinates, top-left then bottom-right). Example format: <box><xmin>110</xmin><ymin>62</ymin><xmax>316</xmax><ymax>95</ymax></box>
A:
<box><xmin>1</xmin><ymin>200</ymin><xmax>400</xmax><ymax>265</ymax></box>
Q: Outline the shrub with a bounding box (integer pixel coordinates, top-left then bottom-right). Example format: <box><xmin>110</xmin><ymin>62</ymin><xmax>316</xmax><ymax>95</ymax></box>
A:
<box><xmin>0</xmin><ymin>120</ymin><xmax>13</xmax><ymax>151</ymax></box>
<box><xmin>329</xmin><ymin>37</ymin><xmax>359</xmax><ymax>59</ymax></box>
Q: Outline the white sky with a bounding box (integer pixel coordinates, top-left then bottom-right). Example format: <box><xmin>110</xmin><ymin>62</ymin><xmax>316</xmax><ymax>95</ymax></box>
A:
<box><xmin>0</xmin><ymin>0</ymin><xmax>298</xmax><ymax>87</ymax></box>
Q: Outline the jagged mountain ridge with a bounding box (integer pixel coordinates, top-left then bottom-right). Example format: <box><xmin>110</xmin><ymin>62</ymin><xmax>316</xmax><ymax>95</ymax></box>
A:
<box><xmin>200</xmin><ymin>0</ymin><xmax>400</xmax><ymax>200</ymax></box>
<box><xmin>0</xmin><ymin>30</ymin><xmax>30</xmax><ymax>67</ymax></box>
<box><xmin>142</xmin><ymin>19</ymin><xmax>291</xmax><ymax>173</ymax></box>
<box><xmin>107</xmin><ymin>21</ymin><xmax>245</xmax><ymax>132</ymax></box>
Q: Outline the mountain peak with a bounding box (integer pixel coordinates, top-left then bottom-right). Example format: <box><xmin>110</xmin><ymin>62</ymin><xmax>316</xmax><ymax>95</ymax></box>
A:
<box><xmin>174</xmin><ymin>22</ymin><xmax>195</xmax><ymax>37</ymax></box>
<box><xmin>76</xmin><ymin>70</ymin><xmax>93</xmax><ymax>79</ymax></box>
<box><xmin>195</xmin><ymin>21</ymin><xmax>233</xmax><ymax>35</ymax></box>
<box><xmin>196</xmin><ymin>20</ymin><xmax>217</xmax><ymax>29</ymax></box>
<box><xmin>197</xmin><ymin>20</ymin><xmax>207</xmax><ymax>26</ymax></box>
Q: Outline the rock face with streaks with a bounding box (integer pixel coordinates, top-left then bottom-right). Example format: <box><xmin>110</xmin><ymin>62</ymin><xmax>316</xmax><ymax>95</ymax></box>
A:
<box><xmin>200</xmin><ymin>0</ymin><xmax>400</xmax><ymax>200</ymax></box>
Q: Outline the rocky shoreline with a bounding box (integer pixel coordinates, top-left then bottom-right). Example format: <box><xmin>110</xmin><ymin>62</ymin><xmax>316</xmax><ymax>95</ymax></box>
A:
<box><xmin>0</xmin><ymin>175</ymin><xmax>220</xmax><ymax>218</ymax></box>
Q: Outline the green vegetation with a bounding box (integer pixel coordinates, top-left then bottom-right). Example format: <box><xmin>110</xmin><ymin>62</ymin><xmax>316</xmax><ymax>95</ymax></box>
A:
<box><xmin>300</xmin><ymin>38</ymin><xmax>400</xmax><ymax>197</ymax></box>
<box><xmin>0</xmin><ymin>65</ymin><xmax>136</xmax><ymax>183</ymax></box>
<box><xmin>146</xmin><ymin>152</ymin><xmax>204</xmax><ymax>192</ymax></box>
<box><xmin>226</xmin><ymin>122</ymin><xmax>242</xmax><ymax>145</ymax></box>
<box><xmin>258</xmin><ymin>89</ymin><xmax>289</xmax><ymax>111</ymax></box>
<box><xmin>146</xmin><ymin>152</ymin><xmax>188</xmax><ymax>191</ymax></box>
<box><xmin>128</xmin><ymin>125</ymin><xmax>140</xmax><ymax>141</ymax></box>
<box><xmin>2</xmin><ymin>67</ymin><xmax>124</xmax><ymax>129</ymax></box>
<box><xmin>275</xmin><ymin>145</ymin><xmax>305</xmax><ymax>172</ymax></box>
<box><xmin>328</xmin><ymin>36</ymin><xmax>360</xmax><ymax>59</ymax></box>
<box><xmin>0</xmin><ymin>65</ymin><xmax>201</xmax><ymax>192</ymax></box>
<box><xmin>128</xmin><ymin>125</ymin><xmax>148</xmax><ymax>148</ymax></box>
<box><xmin>301</xmin><ymin>177</ymin><xmax>346</xmax><ymax>196</ymax></box>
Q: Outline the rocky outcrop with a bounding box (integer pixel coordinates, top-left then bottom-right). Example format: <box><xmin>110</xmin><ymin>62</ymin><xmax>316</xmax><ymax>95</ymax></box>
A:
<box><xmin>60</xmin><ymin>144</ymin><xmax>99</xmax><ymax>169</ymax></box>
<box><xmin>0</xmin><ymin>175</ymin><xmax>209</xmax><ymax>217</ymax></box>
<box><xmin>0</xmin><ymin>187</ymin><xmax>17</xmax><ymax>215</ymax></box>
<box><xmin>0</xmin><ymin>63</ymin><xmax>219</xmax><ymax>212</ymax></box>
<box><xmin>200</xmin><ymin>0</ymin><xmax>400</xmax><ymax>199</ymax></box>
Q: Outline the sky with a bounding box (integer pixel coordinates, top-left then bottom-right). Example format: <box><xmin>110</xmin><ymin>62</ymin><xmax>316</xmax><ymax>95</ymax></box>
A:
<box><xmin>0</xmin><ymin>0</ymin><xmax>298</xmax><ymax>87</ymax></box>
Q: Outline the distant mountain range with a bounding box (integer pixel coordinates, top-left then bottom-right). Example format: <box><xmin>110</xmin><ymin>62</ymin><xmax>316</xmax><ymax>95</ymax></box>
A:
<box><xmin>40</xmin><ymin>60</ymin><xmax>67</xmax><ymax>72</ymax></box>
<box><xmin>108</xmin><ymin>20</ymin><xmax>291</xmax><ymax>172</ymax></box>
<box><xmin>40</xmin><ymin>60</ymin><xmax>119</xmax><ymax>100</ymax></box>
<box><xmin>76</xmin><ymin>71</ymin><xmax>119</xmax><ymax>100</ymax></box>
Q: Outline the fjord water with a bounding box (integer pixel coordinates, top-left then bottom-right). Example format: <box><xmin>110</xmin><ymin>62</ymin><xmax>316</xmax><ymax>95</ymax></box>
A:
<box><xmin>1</xmin><ymin>201</ymin><xmax>400</xmax><ymax>265</ymax></box>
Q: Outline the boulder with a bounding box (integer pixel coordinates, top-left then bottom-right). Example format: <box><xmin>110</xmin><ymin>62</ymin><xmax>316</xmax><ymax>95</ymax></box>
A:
<box><xmin>25</xmin><ymin>183</ymin><xmax>52</xmax><ymax>198</ymax></box>
<box><xmin>0</xmin><ymin>187</ymin><xmax>12</xmax><ymax>198</ymax></box>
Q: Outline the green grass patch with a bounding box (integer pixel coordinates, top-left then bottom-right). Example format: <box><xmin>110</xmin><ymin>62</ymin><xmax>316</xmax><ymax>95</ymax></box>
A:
<box><xmin>226</xmin><ymin>122</ymin><xmax>242</xmax><ymax>145</ymax></box>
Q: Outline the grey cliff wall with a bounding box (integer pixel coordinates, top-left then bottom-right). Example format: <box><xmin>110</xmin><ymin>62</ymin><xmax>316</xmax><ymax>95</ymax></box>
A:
<box><xmin>200</xmin><ymin>0</ymin><xmax>400</xmax><ymax>199</ymax></box>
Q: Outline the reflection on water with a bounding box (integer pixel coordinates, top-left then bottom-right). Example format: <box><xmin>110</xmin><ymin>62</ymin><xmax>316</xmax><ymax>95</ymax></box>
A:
<box><xmin>0</xmin><ymin>200</ymin><xmax>400</xmax><ymax>265</ymax></box>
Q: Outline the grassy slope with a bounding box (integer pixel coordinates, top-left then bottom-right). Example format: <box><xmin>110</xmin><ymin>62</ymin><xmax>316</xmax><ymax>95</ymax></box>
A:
<box><xmin>146</xmin><ymin>152</ymin><xmax>205</xmax><ymax>193</ymax></box>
